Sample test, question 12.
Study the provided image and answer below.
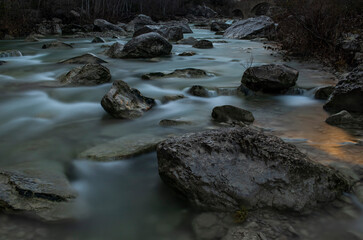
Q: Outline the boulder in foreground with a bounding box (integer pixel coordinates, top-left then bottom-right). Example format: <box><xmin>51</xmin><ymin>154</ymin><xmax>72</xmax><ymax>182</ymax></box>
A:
<box><xmin>157</xmin><ymin>127</ymin><xmax>349</xmax><ymax>212</ymax></box>
<box><xmin>101</xmin><ymin>80</ymin><xmax>155</xmax><ymax>119</ymax></box>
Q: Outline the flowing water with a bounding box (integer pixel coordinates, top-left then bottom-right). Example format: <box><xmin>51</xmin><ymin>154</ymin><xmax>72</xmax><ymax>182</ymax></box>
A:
<box><xmin>0</xmin><ymin>27</ymin><xmax>362</xmax><ymax>239</ymax></box>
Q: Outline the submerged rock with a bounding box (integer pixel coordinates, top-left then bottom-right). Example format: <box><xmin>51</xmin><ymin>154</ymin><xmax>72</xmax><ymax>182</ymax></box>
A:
<box><xmin>193</xmin><ymin>40</ymin><xmax>213</xmax><ymax>49</ymax></box>
<box><xmin>178</xmin><ymin>51</ymin><xmax>196</xmax><ymax>56</ymax></box>
<box><xmin>212</xmin><ymin>105</ymin><xmax>255</xmax><ymax>124</ymax></box>
<box><xmin>59</xmin><ymin>63</ymin><xmax>111</xmax><ymax>86</ymax></box>
<box><xmin>188</xmin><ymin>85</ymin><xmax>209</xmax><ymax>97</ymax></box>
<box><xmin>159</xmin><ymin>119</ymin><xmax>192</xmax><ymax>127</ymax></box>
<box><xmin>157</xmin><ymin>127</ymin><xmax>349</xmax><ymax>212</ymax></box>
<box><xmin>59</xmin><ymin>53</ymin><xmax>107</xmax><ymax>64</ymax></box>
<box><xmin>42</xmin><ymin>41</ymin><xmax>73</xmax><ymax>49</ymax></box>
<box><xmin>92</xmin><ymin>37</ymin><xmax>106</xmax><ymax>43</ymax></box>
<box><xmin>224</xmin><ymin>16</ymin><xmax>275</xmax><ymax>39</ymax></box>
<box><xmin>177</xmin><ymin>37</ymin><xmax>198</xmax><ymax>45</ymax></box>
<box><xmin>101</xmin><ymin>80</ymin><xmax>155</xmax><ymax>119</ymax></box>
<box><xmin>142</xmin><ymin>68</ymin><xmax>209</xmax><ymax>80</ymax></box>
<box><xmin>79</xmin><ymin>134</ymin><xmax>165</xmax><ymax>161</ymax></box>
<box><xmin>94</xmin><ymin>19</ymin><xmax>126</xmax><ymax>33</ymax></box>
<box><xmin>161</xmin><ymin>94</ymin><xmax>185</xmax><ymax>103</ymax></box>
<box><xmin>241</xmin><ymin>64</ymin><xmax>299</xmax><ymax>93</ymax></box>
<box><xmin>0</xmin><ymin>50</ymin><xmax>22</xmax><ymax>58</ymax></box>
<box><xmin>324</xmin><ymin>67</ymin><xmax>363</xmax><ymax>113</ymax></box>
<box><xmin>314</xmin><ymin>86</ymin><xmax>335</xmax><ymax>100</ymax></box>
<box><xmin>0</xmin><ymin>165</ymin><xmax>77</xmax><ymax>221</ymax></box>
<box><xmin>118</xmin><ymin>32</ymin><xmax>172</xmax><ymax>58</ymax></box>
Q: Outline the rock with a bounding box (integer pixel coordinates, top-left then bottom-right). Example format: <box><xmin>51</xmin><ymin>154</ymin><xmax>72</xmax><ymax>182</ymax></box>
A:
<box><xmin>315</xmin><ymin>86</ymin><xmax>335</xmax><ymax>100</ymax></box>
<box><xmin>134</xmin><ymin>25</ymin><xmax>183</xmax><ymax>41</ymax></box>
<box><xmin>324</xmin><ymin>67</ymin><xmax>363</xmax><ymax>113</ymax></box>
<box><xmin>159</xmin><ymin>119</ymin><xmax>192</xmax><ymax>127</ymax></box>
<box><xmin>127</xmin><ymin>14</ymin><xmax>156</xmax><ymax>32</ymax></box>
<box><xmin>94</xmin><ymin>19</ymin><xmax>126</xmax><ymax>33</ymax></box>
<box><xmin>37</xmin><ymin>20</ymin><xmax>62</xmax><ymax>35</ymax></box>
<box><xmin>211</xmin><ymin>22</ymin><xmax>230</xmax><ymax>32</ymax></box>
<box><xmin>191</xmin><ymin>5</ymin><xmax>217</xmax><ymax>18</ymax></box>
<box><xmin>177</xmin><ymin>37</ymin><xmax>198</xmax><ymax>45</ymax></box>
<box><xmin>162</xmin><ymin>21</ymin><xmax>193</xmax><ymax>33</ymax></box>
<box><xmin>0</xmin><ymin>50</ymin><xmax>22</xmax><ymax>57</ymax></box>
<box><xmin>338</xmin><ymin>33</ymin><xmax>361</xmax><ymax>53</ymax></box>
<box><xmin>241</xmin><ymin>64</ymin><xmax>299</xmax><ymax>94</ymax></box>
<box><xmin>212</xmin><ymin>105</ymin><xmax>255</xmax><ymax>124</ymax></box>
<box><xmin>59</xmin><ymin>63</ymin><xmax>111</xmax><ymax>86</ymax></box>
<box><xmin>192</xmin><ymin>212</ymin><xmax>233</xmax><ymax>240</ymax></box>
<box><xmin>42</xmin><ymin>41</ymin><xmax>73</xmax><ymax>49</ymax></box>
<box><xmin>222</xmin><ymin>227</ymin><xmax>264</xmax><ymax>240</ymax></box>
<box><xmin>101</xmin><ymin>80</ymin><xmax>155</xmax><ymax>119</ymax></box>
<box><xmin>188</xmin><ymin>85</ymin><xmax>209</xmax><ymax>97</ymax></box>
<box><xmin>92</xmin><ymin>37</ymin><xmax>106</xmax><ymax>43</ymax></box>
<box><xmin>325</xmin><ymin>110</ymin><xmax>363</xmax><ymax>129</ymax></box>
<box><xmin>62</xmin><ymin>24</ymin><xmax>86</xmax><ymax>35</ymax></box>
<box><xmin>157</xmin><ymin>127</ymin><xmax>350</xmax><ymax>212</ymax></box>
<box><xmin>179</xmin><ymin>51</ymin><xmax>196</xmax><ymax>56</ymax></box>
<box><xmin>105</xmin><ymin>42</ymin><xmax>124</xmax><ymax>58</ymax></box>
<box><xmin>161</xmin><ymin>95</ymin><xmax>185</xmax><ymax>103</ymax></box>
<box><xmin>25</xmin><ymin>35</ymin><xmax>40</xmax><ymax>42</ymax></box>
<box><xmin>79</xmin><ymin>134</ymin><xmax>165</xmax><ymax>161</ymax></box>
<box><xmin>224</xmin><ymin>16</ymin><xmax>275</xmax><ymax>39</ymax></box>
<box><xmin>142</xmin><ymin>68</ymin><xmax>209</xmax><ymax>80</ymax></box>
<box><xmin>119</xmin><ymin>32</ymin><xmax>172</xmax><ymax>58</ymax></box>
<box><xmin>193</xmin><ymin>40</ymin><xmax>213</xmax><ymax>49</ymax></box>
<box><xmin>59</xmin><ymin>53</ymin><xmax>107</xmax><ymax>64</ymax></box>
<box><xmin>0</xmin><ymin>165</ymin><xmax>77</xmax><ymax>221</ymax></box>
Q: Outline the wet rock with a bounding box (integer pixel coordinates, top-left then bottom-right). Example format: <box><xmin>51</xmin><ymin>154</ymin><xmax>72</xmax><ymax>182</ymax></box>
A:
<box><xmin>191</xmin><ymin>5</ymin><xmax>217</xmax><ymax>18</ymax></box>
<box><xmin>92</xmin><ymin>37</ymin><xmax>106</xmax><ymax>43</ymax></box>
<box><xmin>177</xmin><ymin>37</ymin><xmax>198</xmax><ymax>45</ymax></box>
<box><xmin>162</xmin><ymin>20</ymin><xmax>193</xmax><ymax>33</ymax></box>
<box><xmin>325</xmin><ymin>110</ymin><xmax>363</xmax><ymax>129</ymax></box>
<box><xmin>134</xmin><ymin>25</ymin><xmax>184</xmax><ymax>41</ymax></box>
<box><xmin>157</xmin><ymin>127</ymin><xmax>350</xmax><ymax>212</ymax></box>
<box><xmin>315</xmin><ymin>86</ymin><xmax>335</xmax><ymax>100</ymax></box>
<box><xmin>0</xmin><ymin>165</ymin><xmax>77</xmax><ymax>221</ymax></box>
<box><xmin>59</xmin><ymin>53</ymin><xmax>107</xmax><ymax>64</ymax></box>
<box><xmin>94</xmin><ymin>19</ymin><xmax>126</xmax><ymax>33</ymax></box>
<box><xmin>142</xmin><ymin>68</ymin><xmax>209</xmax><ymax>80</ymax></box>
<box><xmin>212</xmin><ymin>105</ymin><xmax>255</xmax><ymax>124</ymax></box>
<box><xmin>188</xmin><ymin>85</ymin><xmax>209</xmax><ymax>97</ymax></box>
<box><xmin>42</xmin><ymin>41</ymin><xmax>73</xmax><ymax>49</ymax></box>
<box><xmin>0</xmin><ymin>50</ymin><xmax>22</xmax><ymax>57</ymax></box>
<box><xmin>178</xmin><ymin>51</ymin><xmax>196</xmax><ymax>56</ymax></box>
<box><xmin>324</xmin><ymin>67</ymin><xmax>363</xmax><ymax>113</ymax></box>
<box><xmin>159</xmin><ymin>119</ymin><xmax>192</xmax><ymax>127</ymax></box>
<box><xmin>211</xmin><ymin>22</ymin><xmax>230</xmax><ymax>32</ymax></box>
<box><xmin>161</xmin><ymin>94</ymin><xmax>185</xmax><ymax>103</ymax></box>
<box><xmin>127</xmin><ymin>14</ymin><xmax>156</xmax><ymax>32</ymax></box>
<box><xmin>224</xmin><ymin>16</ymin><xmax>275</xmax><ymax>39</ymax></box>
<box><xmin>101</xmin><ymin>80</ymin><xmax>155</xmax><ymax>119</ymax></box>
<box><xmin>105</xmin><ymin>42</ymin><xmax>124</xmax><ymax>58</ymax></box>
<box><xmin>241</xmin><ymin>64</ymin><xmax>299</xmax><ymax>94</ymax></box>
<box><xmin>59</xmin><ymin>63</ymin><xmax>111</xmax><ymax>86</ymax></box>
<box><xmin>193</xmin><ymin>40</ymin><xmax>213</xmax><ymax>49</ymax></box>
<box><xmin>119</xmin><ymin>32</ymin><xmax>172</xmax><ymax>58</ymax></box>
<box><xmin>222</xmin><ymin>227</ymin><xmax>265</xmax><ymax>240</ymax></box>
<box><xmin>192</xmin><ymin>212</ymin><xmax>234</xmax><ymax>240</ymax></box>
<box><xmin>79</xmin><ymin>134</ymin><xmax>165</xmax><ymax>161</ymax></box>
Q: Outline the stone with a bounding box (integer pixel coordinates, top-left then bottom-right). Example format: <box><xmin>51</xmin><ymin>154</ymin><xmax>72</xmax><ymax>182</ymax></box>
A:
<box><xmin>92</xmin><ymin>37</ymin><xmax>106</xmax><ymax>43</ymax></box>
<box><xmin>105</xmin><ymin>42</ymin><xmax>124</xmax><ymax>58</ymax></box>
<box><xmin>94</xmin><ymin>19</ymin><xmax>126</xmax><ymax>33</ymax></box>
<box><xmin>188</xmin><ymin>85</ymin><xmax>209</xmax><ymax>97</ymax></box>
<box><xmin>191</xmin><ymin>5</ymin><xmax>217</xmax><ymax>18</ymax></box>
<box><xmin>178</xmin><ymin>51</ymin><xmax>196</xmax><ymax>56</ymax></box>
<box><xmin>157</xmin><ymin>127</ymin><xmax>350</xmax><ymax>212</ymax></box>
<box><xmin>37</xmin><ymin>20</ymin><xmax>62</xmax><ymax>35</ymax></box>
<box><xmin>134</xmin><ymin>25</ymin><xmax>184</xmax><ymax>41</ymax></box>
<box><xmin>211</xmin><ymin>22</ymin><xmax>230</xmax><ymax>32</ymax></box>
<box><xmin>59</xmin><ymin>53</ymin><xmax>107</xmax><ymax>64</ymax></box>
<box><xmin>241</xmin><ymin>64</ymin><xmax>299</xmax><ymax>93</ymax></box>
<box><xmin>325</xmin><ymin>110</ymin><xmax>363</xmax><ymax>129</ymax></box>
<box><xmin>212</xmin><ymin>105</ymin><xmax>255</xmax><ymax>124</ymax></box>
<box><xmin>58</xmin><ymin>63</ymin><xmax>111</xmax><ymax>86</ymax></box>
<box><xmin>0</xmin><ymin>50</ymin><xmax>22</xmax><ymax>58</ymax></box>
<box><xmin>79</xmin><ymin>134</ymin><xmax>165</xmax><ymax>161</ymax></box>
<box><xmin>222</xmin><ymin>227</ymin><xmax>264</xmax><ymax>240</ymax></box>
<box><xmin>224</xmin><ymin>16</ymin><xmax>275</xmax><ymax>39</ymax></box>
<box><xmin>177</xmin><ymin>37</ymin><xmax>198</xmax><ymax>45</ymax></box>
<box><xmin>142</xmin><ymin>68</ymin><xmax>209</xmax><ymax>80</ymax></box>
<box><xmin>159</xmin><ymin>119</ymin><xmax>192</xmax><ymax>127</ymax></box>
<box><xmin>162</xmin><ymin>20</ymin><xmax>193</xmax><ymax>33</ymax></box>
<box><xmin>42</xmin><ymin>41</ymin><xmax>73</xmax><ymax>49</ymax></box>
<box><xmin>118</xmin><ymin>32</ymin><xmax>172</xmax><ymax>58</ymax></box>
<box><xmin>128</xmin><ymin>14</ymin><xmax>156</xmax><ymax>32</ymax></box>
<box><xmin>161</xmin><ymin>95</ymin><xmax>185</xmax><ymax>103</ymax></box>
<box><xmin>193</xmin><ymin>40</ymin><xmax>213</xmax><ymax>49</ymax></box>
<box><xmin>192</xmin><ymin>212</ymin><xmax>233</xmax><ymax>240</ymax></box>
<box><xmin>25</xmin><ymin>35</ymin><xmax>40</xmax><ymax>42</ymax></box>
<box><xmin>324</xmin><ymin>67</ymin><xmax>363</xmax><ymax>113</ymax></box>
<box><xmin>315</xmin><ymin>86</ymin><xmax>335</xmax><ymax>100</ymax></box>
<box><xmin>101</xmin><ymin>80</ymin><xmax>155</xmax><ymax>119</ymax></box>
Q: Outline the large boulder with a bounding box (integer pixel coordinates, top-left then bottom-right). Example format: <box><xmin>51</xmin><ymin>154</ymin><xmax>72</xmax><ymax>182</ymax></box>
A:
<box><xmin>157</xmin><ymin>127</ymin><xmax>349</xmax><ymax>212</ymax></box>
<box><xmin>134</xmin><ymin>25</ymin><xmax>184</xmax><ymax>41</ymax></box>
<box><xmin>94</xmin><ymin>19</ymin><xmax>126</xmax><ymax>33</ymax></box>
<box><xmin>324</xmin><ymin>67</ymin><xmax>363</xmax><ymax>113</ymax></box>
<box><xmin>212</xmin><ymin>105</ymin><xmax>255</xmax><ymax>124</ymax></box>
<box><xmin>59</xmin><ymin>63</ymin><xmax>111</xmax><ymax>86</ymax></box>
<box><xmin>101</xmin><ymin>80</ymin><xmax>155</xmax><ymax>119</ymax></box>
<box><xmin>0</xmin><ymin>50</ymin><xmax>22</xmax><ymax>58</ymax></box>
<box><xmin>59</xmin><ymin>53</ymin><xmax>107</xmax><ymax>64</ymax></box>
<box><xmin>119</xmin><ymin>32</ymin><xmax>172</xmax><ymax>58</ymax></box>
<box><xmin>224</xmin><ymin>16</ymin><xmax>275</xmax><ymax>39</ymax></box>
<box><xmin>241</xmin><ymin>64</ymin><xmax>299</xmax><ymax>93</ymax></box>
